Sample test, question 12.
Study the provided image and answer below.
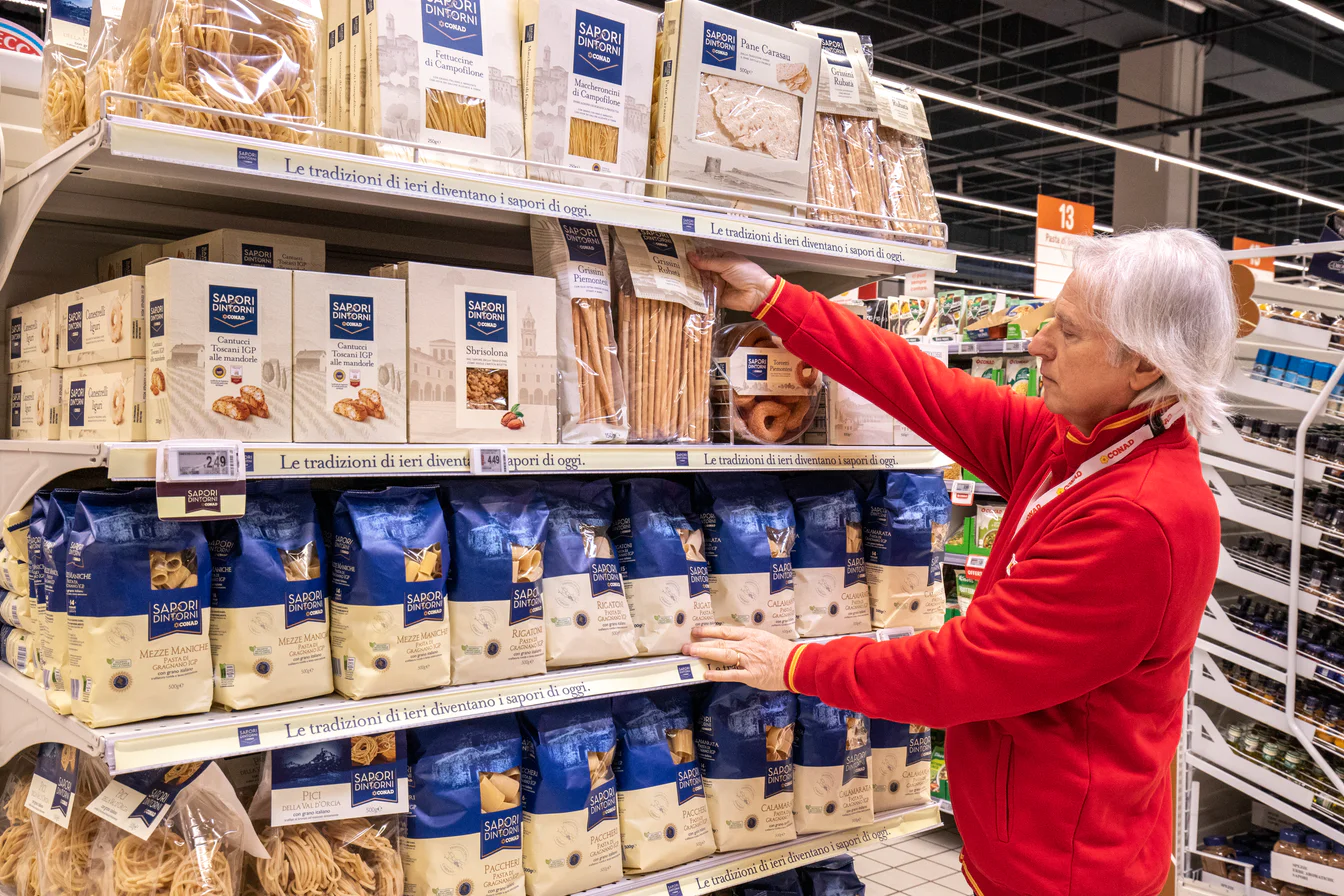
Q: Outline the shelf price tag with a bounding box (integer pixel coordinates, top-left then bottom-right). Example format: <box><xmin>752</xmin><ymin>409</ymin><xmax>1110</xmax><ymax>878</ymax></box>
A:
<box><xmin>950</xmin><ymin>480</ymin><xmax>977</xmax><ymax>507</ymax></box>
<box><xmin>964</xmin><ymin>553</ymin><xmax>989</xmax><ymax>582</ymax></box>
<box><xmin>155</xmin><ymin>440</ymin><xmax>247</xmax><ymax>521</ymax></box>
<box><xmin>471</xmin><ymin>447</ymin><xmax>509</xmax><ymax>475</ymax></box>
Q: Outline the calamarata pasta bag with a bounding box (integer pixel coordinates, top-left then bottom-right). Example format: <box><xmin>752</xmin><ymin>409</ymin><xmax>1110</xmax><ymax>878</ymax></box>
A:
<box><xmin>792</xmin><ymin>696</ymin><xmax>873</xmax><ymax>833</ymax></box>
<box><xmin>864</xmin><ymin>471</ymin><xmax>950</xmax><ymax>632</ymax></box>
<box><xmin>786</xmin><ymin>474</ymin><xmax>869</xmax><ymax>637</ymax></box>
<box><xmin>870</xmin><ymin>720</ymin><xmax>931</xmax><ymax>811</ymax></box>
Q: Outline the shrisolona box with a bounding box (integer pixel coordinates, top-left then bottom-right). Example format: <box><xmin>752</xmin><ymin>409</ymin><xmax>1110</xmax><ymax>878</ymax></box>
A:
<box><xmin>162</xmin><ymin>229</ymin><xmax>326</xmax><ymax>272</ymax></box>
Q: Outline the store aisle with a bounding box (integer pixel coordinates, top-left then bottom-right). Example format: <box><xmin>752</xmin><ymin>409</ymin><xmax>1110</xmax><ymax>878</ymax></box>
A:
<box><xmin>851</xmin><ymin>822</ymin><xmax>970</xmax><ymax>896</ymax></box>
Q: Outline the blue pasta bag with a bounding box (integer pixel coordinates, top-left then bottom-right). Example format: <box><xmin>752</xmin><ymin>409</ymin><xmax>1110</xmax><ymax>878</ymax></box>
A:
<box><xmin>539</xmin><ymin>480</ymin><xmax>636</xmax><ymax>668</ymax></box>
<box><xmin>741</xmin><ymin>869</ymin><xmax>805</xmax><ymax>896</ymax></box>
<box><xmin>444</xmin><ymin>480</ymin><xmax>549</xmax><ymax>685</ymax></box>
<box><xmin>610</xmin><ymin>479</ymin><xmax>714</xmax><ymax>657</ymax></box>
<box><xmin>694</xmin><ymin>474</ymin><xmax>798</xmax><ymax>638</ymax></box>
<box><xmin>786</xmin><ymin>474</ymin><xmax>870</xmax><ymax>638</ymax></box>
<box><xmin>1</xmin><ymin>623</ymin><xmax>35</xmax><ymax>677</ymax></box>
<box><xmin>864</xmin><ymin>472</ymin><xmax>951</xmax><ymax>631</ymax></box>
<box><xmin>330</xmin><ymin>486</ymin><xmax>451</xmax><ymax>699</ymax></box>
<box><xmin>27</xmin><ymin>491</ymin><xmax>47</xmax><ymax>626</ymax></box>
<box><xmin>870</xmin><ymin>719</ymin><xmax>932</xmax><ymax>811</ymax></box>
<box><xmin>405</xmin><ymin>716</ymin><xmax>525</xmax><ymax>896</ymax></box>
<box><xmin>65</xmin><ymin>487</ymin><xmax>213</xmax><ymax>726</ymax></box>
<box><xmin>611</xmin><ymin>690</ymin><xmax>715</xmax><ymax>872</ymax></box>
<box><xmin>792</xmin><ymin>696</ymin><xmax>873</xmax><ymax>833</ymax></box>
<box><xmin>520</xmin><ymin>699</ymin><xmax>622</xmax><ymax>896</ymax></box>
<box><xmin>206</xmin><ymin>480</ymin><xmax>333</xmax><ymax>710</ymax></box>
<box><xmin>798</xmin><ymin>856</ymin><xmax>865</xmax><ymax>896</ymax></box>
<box><xmin>696</xmin><ymin>684</ymin><xmax>797</xmax><ymax>850</ymax></box>
<box><xmin>39</xmin><ymin>488</ymin><xmax>78</xmax><ymax>715</ymax></box>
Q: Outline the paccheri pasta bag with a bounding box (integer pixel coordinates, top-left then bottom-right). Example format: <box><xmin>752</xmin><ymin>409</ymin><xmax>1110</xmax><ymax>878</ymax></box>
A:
<box><xmin>519</xmin><ymin>0</ymin><xmax>657</xmax><ymax>194</ymax></box>
<box><xmin>40</xmin><ymin>0</ymin><xmax>90</xmax><ymax>148</ymax></box>
<box><xmin>791</xmin><ymin>696</ymin><xmax>873</xmax><ymax>833</ymax></box>
<box><xmin>65</xmin><ymin>488</ymin><xmax>213</xmax><ymax>726</ymax></box>
<box><xmin>519</xmin><ymin>700</ymin><xmax>621</xmax><ymax>896</ymax></box>
<box><xmin>870</xmin><ymin>720</ymin><xmax>931</xmax><ymax>811</ymax></box>
<box><xmin>610</xmin><ymin>478</ymin><xmax>714</xmax><ymax>656</ymax></box>
<box><xmin>330</xmin><ymin>486</ymin><xmax>452</xmax><ymax>699</ymax></box>
<box><xmin>38</xmin><ymin>489</ymin><xmax>79</xmax><ymax>716</ymax></box>
<box><xmin>538</xmin><ymin>479</ymin><xmax>636</xmax><ymax>668</ymax></box>
<box><xmin>786</xmin><ymin>474</ymin><xmax>869</xmax><ymax>638</ymax></box>
<box><xmin>443</xmin><ymin>480</ymin><xmax>548</xmax><ymax>685</ymax></box>
<box><xmin>696</xmin><ymin>684</ymin><xmax>797</xmax><ymax>851</ymax></box>
<box><xmin>206</xmin><ymin>480</ymin><xmax>333</xmax><ymax>710</ymax></box>
<box><xmin>693</xmin><ymin>474</ymin><xmax>798</xmax><ymax>639</ymax></box>
<box><xmin>531</xmin><ymin>217</ymin><xmax>627</xmax><ymax>444</ymax></box>
<box><xmin>864</xmin><ymin>471</ymin><xmax>950</xmax><ymax>632</ymax></box>
<box><xmin>405</xmin><ymin>716</ymin><xmax>524</xmax><ymax>896</ymax></box>
<box><xmin>611</xmin><ymin>690</ymin><xmax>714</xmax><ymax>873</ymax></box>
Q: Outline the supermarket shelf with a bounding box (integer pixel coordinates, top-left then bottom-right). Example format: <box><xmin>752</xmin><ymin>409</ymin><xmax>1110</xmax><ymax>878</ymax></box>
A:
<box><xmin>1197</xmin><ymin>598</ymin><xmax>1344</xmax><ymax>701</ymax></box>
<box><xmin>1247</xmin><ymin>317</ymin><xmax>1339</xmax><ymax>354</ymax></box>
<box><xmin>943</xmin><ymin>554</ymin><xmax>967</xmax><ymax>568</ymax></box>
<box><xmin>1205</xmin><ymin>463</ymin><xmax>1324</xmax><ymax>547</ymax></box>
<box><xmin>1225</xmin><ymin>369</ymin><xmax>1337</xmax><ymax>418</ymax></box>
<box><xmin>1188</xmin><ymin>752</ymin><xmax>1344</xmax><ymax>856</ymax></box>
<box><xmin>1191</xmin><ymin>644</ymin><xmax>1290</xmax><ymax>732</ymax></box>
<box><xmin>1215</xmin><ymin>543</ymin><xmax>1327</xmax><ymax>617</ymax></box>
<box><xmin>1200</xmin><ymin>419</ymin><xmax>1329</xmax><ymax>485</ymax></box>
<box><xmin>945</xmin><ymin>340</ymin><xmax>1031</xmax><ymax>356</ymax></box>
<box><xmin>937</xmin><ymin>799</ymin><xmax>953</xmax><ymax>815</ymax></box>
<box><xmin>943</xmin><ymin>479</ymin><xmax>1000</xmax><ymax>497</ymax></box>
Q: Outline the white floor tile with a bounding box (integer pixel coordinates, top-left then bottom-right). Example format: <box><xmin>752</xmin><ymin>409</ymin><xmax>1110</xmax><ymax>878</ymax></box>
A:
<box><xmin>867</xmin><ymin>845</ymin><xmax>920</xmax><ymax>867</ymax></box>
<box><xmin>852</xmin><ymin>854</ymin><xmax>895</xmax><ymax>877</ymax></box>
<box><xmin>867</xmin><ymin>866</ymin><xmax>927</xmax><ymax>891</ymax></box>
<box><xmin>902</xmin><ymin>883</ymin><xmax>964</xmax><ymax>896</ymax></box>
<box><xmin>861</xmin><ymin>883</ymin><xmax>894</xmax><ymax>896</ymax></box>
<box><xmin>921</xmin><ymin>829</ymin><xmax>964</xmax><ymax>850</ymax></box>
<box><xmin>935</xmin><ymin>872</ymin><xmax>974</xmax><ymax>895</ymax></box>
<box><xmin>850</xmin><ymin>840</ymin><xmax>889</xmax><ymax>855</ymax></box>
<box><xmin>927</xmin><ymin>850</ymin><xmax>963</xmax><ymax>870</ymax></box>
<box><xmin>895</xmin><ymin>858</ymin><xmax>952</xmax><ymax>881</ymax></box>
<box><xmin>897</xmin><ymin>838</ymin><xmax>946</xmax><ymax>858</ymax></box>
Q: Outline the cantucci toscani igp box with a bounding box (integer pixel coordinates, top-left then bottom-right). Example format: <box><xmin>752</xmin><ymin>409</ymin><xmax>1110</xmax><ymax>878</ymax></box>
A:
<box><xmin>651</xmin><ymin>1</ymin><xmax>821</xmax><ymax>208</ymax></box>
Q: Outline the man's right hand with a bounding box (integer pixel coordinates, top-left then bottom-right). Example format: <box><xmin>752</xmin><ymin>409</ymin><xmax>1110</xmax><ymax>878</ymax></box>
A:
<box><xmin>689</xmin><ymin>251</ymin><xmax>776</xmax><ymax>314</ymax></box>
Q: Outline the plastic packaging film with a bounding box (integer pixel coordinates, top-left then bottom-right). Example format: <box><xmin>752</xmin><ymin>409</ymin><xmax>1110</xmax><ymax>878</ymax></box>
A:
<box><xmin>0</xmin><ymin>751</ymin><xmax>36</xmax><ymax>896</ymax></box>
<box><xmin>713</xmin><ymin>321</ymin><xmax>819</xmax><ymax>445</ymax></box>
<box><xmin>41</xmin><ymin>0</ymin><xmax>92</xmax><ymax>148</ymax></box>
<box><xmin>85</xmin><ymin>0</ymin><xmax>125</xmax><ymax>125</ymax></box>
<box><xmin>876</xmin><ymin>82</ymin><xmax>944</xmax><ymax>247</ymax></box>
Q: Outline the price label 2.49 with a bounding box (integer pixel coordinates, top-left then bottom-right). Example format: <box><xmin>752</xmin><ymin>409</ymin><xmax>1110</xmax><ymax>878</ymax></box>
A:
<box><xmin>155</xmin><ymin>440</ymin><xmax>247</xmax><ymax>520</ymax></box>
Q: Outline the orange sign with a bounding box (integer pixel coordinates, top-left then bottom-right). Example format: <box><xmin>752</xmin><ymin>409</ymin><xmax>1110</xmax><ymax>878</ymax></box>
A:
<box><xmin>1232</xmin><ymin>237</ymin><xmax>1275</xmax><ymax>275</ymax></box>
<box><xmin>1036</xmin><ymin>195</ymin><xmax>1095</xmax><ymax>237</ymax></box>
<box><xmin>1034</xmin><ymin>194</ymin><xmax>1096</xmax><ymax>299</ymax></box>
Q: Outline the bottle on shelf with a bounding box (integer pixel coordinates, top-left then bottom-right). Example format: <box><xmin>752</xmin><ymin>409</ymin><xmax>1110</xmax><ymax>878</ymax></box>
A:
<box><xmin>1202</xmin><ymin>835</ymin><xmax>1237</xmax><ymax>878</ymax></box>
<box><xmin>1252</xmin><ymin>861</ymin><xmax>1282</xmax><ymax>893</ymax></box>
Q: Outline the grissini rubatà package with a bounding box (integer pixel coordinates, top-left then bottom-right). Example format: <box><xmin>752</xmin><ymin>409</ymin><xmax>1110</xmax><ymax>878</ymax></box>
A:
<box><xmin>864</xmin><ymin>471</ymin><xmax>950</xmax><ymax>632</ymax></box>
<box><xmin>875</xmin><ymin>80</ymin><xmax>944</xmax><ymax>246</ymax></box>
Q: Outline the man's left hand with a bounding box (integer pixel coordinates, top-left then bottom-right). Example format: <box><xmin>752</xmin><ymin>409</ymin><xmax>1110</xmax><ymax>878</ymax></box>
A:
<box><xmin>682</xmin><ymin>625</ymin><xmax>796</xmax><ymax>690</ymax></box>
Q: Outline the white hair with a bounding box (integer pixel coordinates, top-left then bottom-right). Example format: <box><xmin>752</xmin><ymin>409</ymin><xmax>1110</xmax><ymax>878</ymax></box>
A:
<box><xmin>1068</xmin><ymin>228</ymin><xmax>1238</xmax><ymax>436</ymax></box>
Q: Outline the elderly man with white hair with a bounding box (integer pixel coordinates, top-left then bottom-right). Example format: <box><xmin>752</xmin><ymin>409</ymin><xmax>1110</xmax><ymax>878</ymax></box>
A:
<box><xmin>686</xmin><ymin>229</ymin><xmax>1237</xmax><ymax>896</ymax></box>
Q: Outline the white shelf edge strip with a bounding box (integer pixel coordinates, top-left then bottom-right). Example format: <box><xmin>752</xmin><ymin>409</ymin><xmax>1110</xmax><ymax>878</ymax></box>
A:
<box><xmin>1190</xmin><ymin>755</ymin><xmax>1344</xmax><ymax>844</ymax></box>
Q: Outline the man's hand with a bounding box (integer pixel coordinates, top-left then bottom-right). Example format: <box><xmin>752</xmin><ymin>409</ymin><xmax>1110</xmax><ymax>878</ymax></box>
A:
<box><xmin>682</xmin><ymin>624</ymin><xmax>795</xmax><ymax>690</ymax></box>
<box><xmin>689</xmin><ymin>251</ymin><xmax>776</xmax><ymax>314</ymax></box>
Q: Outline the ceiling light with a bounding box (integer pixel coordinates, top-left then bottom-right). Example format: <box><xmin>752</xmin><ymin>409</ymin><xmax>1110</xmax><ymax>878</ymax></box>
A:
<box><xmin>1166</xmin><ymin>0</ymin><xmax>1207</xmax><ymax>14</ymax></box>
<box><xmin>953</xmin><ymin>249</ymin><xmax>1036</xmax><ymax>268</ymax></box>
<box><xmin>1264</xmin><ymin>0</ymin><xmax>1344</xmax><ymax>33</ymax></box>
<box><xmin>934</xmin><ymin>191</ymin><xmax>1115</xmax><ymax>232</ymax></box>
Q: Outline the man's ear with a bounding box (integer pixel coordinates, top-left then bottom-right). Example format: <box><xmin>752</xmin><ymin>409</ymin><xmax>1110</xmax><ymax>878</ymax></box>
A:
<box><xmin>1129</xmin><ymin>356</ymin><xmax>1163</xmax><ymax>393</ymax></box>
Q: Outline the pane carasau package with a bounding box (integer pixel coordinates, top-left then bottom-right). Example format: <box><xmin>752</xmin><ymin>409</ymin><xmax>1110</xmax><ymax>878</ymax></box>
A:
<box><xmin>694</xmin><ymin>473</ymin><xmax>798</xmax><ymax>639</ymax></box>
<box><xmin>330</xmin><ymin>486</ymin><xmax>452</xmax><ymax>699</ymax></box>
<box><xmin>520</xmin><ymin>700</ymin><xmax>622</xmax><ymax>896</ymax></box>
<box><xmin>405</xmin><ymin>716</ymin><xmax>524</xmax><ymax>896</ymax></box>
<box><xmin>610</xmin><ymin>478</ymin><xmax>714</xmax><ymax>656</ymax></box>
<box><xmin>611</xmin><ymin>690</ymin><xmax>715</xmax><ymax>873</ymax></box>
<box><xmin>206</xmin><ymin>480</ymin><xmax>333</xmax><ymax>710</ymax></box>
<box><xmin>791</xmin><ymin>696</ymin><xmax>873</xmax><ymax>833</ymax></box>
<box><xmin>785</xmin><ymin>474</ymin><xmax>869</xmax><ymax>638</ymax></box>
<box><xmin>65</xmin><ymin>487</ymin><xmax>214</xmax><ymax>727</ymax></box>
<box><xmin>443</xmin><ymin>480</ymin><xmax>548</xmax><ymax>685</ymax></box>
<box><xmin>870</xmin><ymin>719</ymin><xmax>931</xmax><ymax>811</ymax></box>
<box><xmin>538</xmin><ymin>479</ymin><xmax>637</xmax><ymax>668</ymax></box>
<box><xmin>696</xmin><ymin>684</ymin><xmax>797</xmax><ymax>851</ymax></box>
<box><xmin>864</xmin><ymin>471</ymin><xmax>950</xmax><ymax>632</ymax></box>
<box><xmin>38</xmin><ymin>488</ymin><xmax>79</xmax><ymax>716</ymax></box>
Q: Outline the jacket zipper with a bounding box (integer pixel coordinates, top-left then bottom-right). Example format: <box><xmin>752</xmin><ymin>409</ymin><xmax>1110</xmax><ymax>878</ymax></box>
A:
<box><xmin>960</xmin><ymin>854</ymin><xmax>987</xmax><ymax>896</ymax></box>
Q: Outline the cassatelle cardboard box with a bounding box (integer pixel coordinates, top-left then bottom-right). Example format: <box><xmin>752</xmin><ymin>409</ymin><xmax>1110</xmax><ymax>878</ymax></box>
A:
<box><xmin>372</xmin><ymin>261</ymin><xmax>558</xmax><ymax>443</ymax></box>
<box><xmin>97</xmin><ymin>243</ymin><xmax>163</xmax><ymax>282</ymax></box>
<box><xmin>146</xmin><ymin>258</ymin><xmax>294</xmax><ymax>441</ymax></box>
<box><xmin>60</xmin><ymin>360</ymin><xmax>147</xmax><ymax>441</ymax></box>
<box><xmin>292</xmin><ymin>271</ymin><xmax>407</xmax><ymax>442</ymax></box>
<box><xmin>9</xmin><ymin>368</ymin><xmax>62</xmax><ymax>440</ymax></box>
<box><xmin>59</xmin><ymin>276</ymin><xmax>147</xmax><ymax>368</ymax></box>
<box><xmin>7</xmin><ymin>295</ymin><xmax>60</xmax><ymax>374</ymax></box>
<box><xmin>162</xmin><ymin>229</ymin><xmax>326</xmax><ymax>271</ymax></box>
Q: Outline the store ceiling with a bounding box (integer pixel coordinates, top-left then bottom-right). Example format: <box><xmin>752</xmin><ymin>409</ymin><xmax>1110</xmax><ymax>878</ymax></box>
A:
<box><xmin>732</xmin><ymin>0</ymin><xmax>1344</xmax><ymax>288</ymax></box>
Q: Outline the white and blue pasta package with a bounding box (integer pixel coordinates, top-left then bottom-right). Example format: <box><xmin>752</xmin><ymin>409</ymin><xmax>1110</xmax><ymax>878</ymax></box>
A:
<box><xmin>798</xmin><ymin>857</ymin><xmax>864</xmax><ymax>896</ymax></box>
<box><xmin>65</xmin><ymin>487</ymin><xmax>213</xmax><ymax>727</ymax></box>
<box><xmin>520</xmin><ymin>700</ymin><xmax>622</xmax><ymax>896</ymax></box>
<box><xmin>539</xmin><ymin>480</ymin><xmax>636</xmax><ymax>668</ymax></box>
<box><xmin>610</xmin><ymin>478</ymin><xmax>714</xmax><ymax>656</ymax></box>
<box><xmin>696</xmin><ymin>684</ymin><xmax>797</xmax><ymax>851</ymax></box>
<box><xmin>206</xmin><ymin>481</ymin><xmax>333</xmax><ymax>710</ymax></box>
<box><xmin>39</xmin><ymin>488</ymin><xmax>79</xmax><ymax>715</ymax></box>
<box><xmin>1</xmin><ymin>624</ymin><xmax>36</xmax><ymax>678</ymax></box>
<box><xmin>785</xmin><ymin>474</ymin><xmax>869</xmax><ymax>638</ymax></box>
<box><xmin>444</xmin><ymin>481</ymin><xmax>549</xmax><ymax>685</ymax></box>
<box><xmin>864</xmin><ymin>472</ymin><xmax>950</xmax><ymax>631</ymax></box>
<box><xmin>694</xmin><ymin>474</ymin><xmax>798</xmax><ymax>639</ymax></box>
<box><xmin>741</xmin><ymin>870</ymin><xmax>805</xmax><ymax>896</ymax></box>
<box><xmin>405</xmin><ymin>717</ymin><xmax>524</xmax><ymax>896</ymax></box>
<box><xmin>331</xmin><ymin>487</ymin><xmax>451</xmax><ymax>699</ymax></box>
<box><xmin>870</xmin><ymin>720</ymin><xmax>931</xmax><ymax>812</ymax></box>
<box><xmin>792</xmin><ymin>696</ymin><xmax>872</xmax><ymax>833</ymax></box>
<box><xmin>269</xmin><ymin>732</ymin><xmax>408</xmax><ymax>824</ymax></box>
<box><xmin>611</xmin><ymin>690</ymin><xmax>715</xmax><ymax>872</ymax></box>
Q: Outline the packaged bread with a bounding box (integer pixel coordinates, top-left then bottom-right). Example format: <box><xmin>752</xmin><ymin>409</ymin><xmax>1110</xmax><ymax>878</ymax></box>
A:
<box><xmin>785</xmin><ymin>474</ymin><xmax>870</xmax><ymax>638</ymax></box>
<box><xmin>143</xmin><ymin>0</ymin><xmax>322</xmax><ymax>142</ymax></box>
<box><xmin>611</xmin><ymin>690</ymin><xmax>715</xmax><ymax>873</ymax></box>
<box><xmin>612</xmin><ymin>228</ymin><xmax>717</xmax><ymax>444</ymax></box>
<box><xmin>519</xmin><ymin>700</ymin><xmax>622</xmax><ymax>896</ymax></box>
<box><xmin>37</xmin><ymin>489</ymin><xmax>80</xmax><ymax>717</ymax></box>
<box><xmin>864</xmin><ymin>471</ymin><xmax>950</xmax><ymax>632</ymax></box>
<box><xmin>206</xmin><ymin>481</ymin><xmax>333</xmax><ymax>710</ymax></box>
<box><xmin>694</xmin><ymin>473</ymin><xmax>798</xmax><ymax>639</ymax></box>
<box><xmin>870</xmin><ymin>720</ymin><xmax>931</xmax><ymax>811</ymax></box>
<box><xmin>696</xmin><ymin>684</ymin><xmax>797</xmax><ymax>851</ymax></box>
<box><xmin>519</xmin><ymin>0</ymin><xmax>658</xmax><ymax>193</ymax></box>
<box><xmin>713</xmin><ymin>321</ymin><xmax>819</xmax><ymax>445</ymax></box>
<box><xmin>330</xmin><ymin>486</ymin><xmax>452</xmax><ymax>699</ymax></box>
<box><xmin>531</xmin><ymin>217</ymin><xmax>627</xmax><ymax>443</ymax></box>
<box><xmin>442</xmin><ymin>480</ymin><xmax>548</xmax><ymax>685</ymax></box>
<box><xmin>875</xmin><ymin>82</ymin><xmax>943</xmax><ymax>247</ymax></box>
<box><xmin>792</xmin><ymin>696</ymin><xmax>873</xmax><ymax>834</ymax></box>
<box><xmin>538</xmin><ymin>479</ymin><xmax>637</xmax><ymax>668</ymax></box>
<box><xmin>405</xmin><ymin>717</ymin><xmax>523</xmax><ymax>896</ymax></box>
<box><xmin>41</xmin><ymin>0</ymin><xmax>90</xmax><ymax>148</ymax></box>
<box><xmin>65</xmin><ymin>488</ymin><xmax>214</xmax><ymax>726</ymax></box>
<box><xmin>610</xmin><ymin>478</ymin><xmax>715</xmax><ymax>656</ymax></box>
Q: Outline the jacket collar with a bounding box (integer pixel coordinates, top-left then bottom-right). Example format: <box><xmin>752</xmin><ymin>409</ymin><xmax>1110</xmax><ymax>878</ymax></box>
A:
<box><xmin>1051</xmin><ymin>399</ymin><xmax>1185</xmax><ymax>473</ymax></box>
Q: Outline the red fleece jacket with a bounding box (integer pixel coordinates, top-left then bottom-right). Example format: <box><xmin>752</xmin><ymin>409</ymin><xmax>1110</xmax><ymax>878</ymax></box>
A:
<box><xmin>758</xmin><ymin>279</ymin><xmax>1218</xmax><ymax>896</ymax></box>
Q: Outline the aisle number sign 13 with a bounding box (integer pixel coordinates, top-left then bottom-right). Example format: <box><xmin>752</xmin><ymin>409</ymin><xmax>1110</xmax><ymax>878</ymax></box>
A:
<box><xmin>1033</xmin><ymin>195</ymin><xmax>1095</xmax><ymax>301</ymax></box>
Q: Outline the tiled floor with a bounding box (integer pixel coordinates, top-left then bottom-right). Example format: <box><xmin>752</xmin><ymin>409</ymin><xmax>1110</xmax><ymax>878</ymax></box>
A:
<box><xmin>850</xmin><ymin>821</ymin><xmax>970</xmax><ymax>896</ymax></box>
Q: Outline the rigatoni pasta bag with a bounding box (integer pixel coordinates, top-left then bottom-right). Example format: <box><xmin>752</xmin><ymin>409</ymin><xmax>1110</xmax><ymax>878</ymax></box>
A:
<box><xmin>864</xmin><ymin>471</ymin><xmax>950</xmax><ymax>632</ymax></box>
<box><xmin>870</xmin><ymin>720</ymin><xmax>931</xmax><ymax>811</ymax></box>
<box><xmin>792</xmin><ymin>696</ymin><xmax>873</xmax><ymax>833</ymax></box>
<box><xmin>786</xmin><ymin>474</ymin><xmax>869</xmax><ymax>637</ymax></box>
